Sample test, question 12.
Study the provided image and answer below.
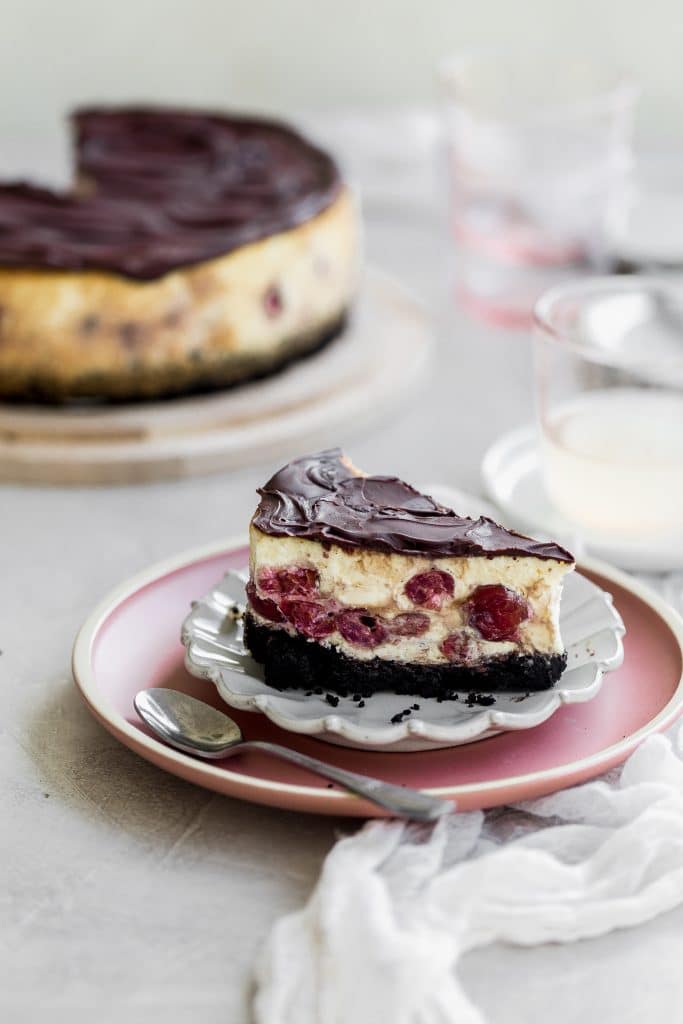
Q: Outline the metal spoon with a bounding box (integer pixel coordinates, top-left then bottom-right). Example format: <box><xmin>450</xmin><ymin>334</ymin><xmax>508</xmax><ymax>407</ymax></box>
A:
<box><xmin>134</xmin><ymin>688</ymin><xmax>454</xmax><ymax>822</ymax></box>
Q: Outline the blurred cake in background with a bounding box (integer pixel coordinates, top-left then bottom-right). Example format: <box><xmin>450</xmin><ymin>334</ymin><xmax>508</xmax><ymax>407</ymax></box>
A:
<box><xmin>0</xmin><ymin>108</ymin><xmax>358</xmax><ymax>401</ymax></box>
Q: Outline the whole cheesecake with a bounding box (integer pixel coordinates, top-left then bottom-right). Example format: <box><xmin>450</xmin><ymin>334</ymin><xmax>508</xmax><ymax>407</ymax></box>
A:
<box><xmin>244</xmin><ymin>450</ymin><xmax>575</xmax><ymax>698</ymax></box>
<box><xmin>0</xmin><ymin>108</ymin><xmax>358</xmax><ymax>401</ymax></box>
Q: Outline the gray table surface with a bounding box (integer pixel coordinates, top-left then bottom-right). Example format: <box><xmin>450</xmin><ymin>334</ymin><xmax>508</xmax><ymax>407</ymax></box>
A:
<box><xmin>3</xmin><ymin>176</ymin><xmax>683</xmax><ymax>1024</ymax></box>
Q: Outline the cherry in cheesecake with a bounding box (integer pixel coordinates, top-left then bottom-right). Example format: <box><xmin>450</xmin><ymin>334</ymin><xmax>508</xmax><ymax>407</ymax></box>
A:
<box><xmin>281</xmin><ymin>599</ymin><xmax>336</xmax><ymax>638</ymax></box>
<box><xmin>246</xmin><ymin>581</ymin><xmax>284</xmax><ymax>623</ymax></box>
<box><xmin>467</xmin><ymin>584</ymin><xmax>530</xmax><ymax>642</ymax></box>
<box><xmin>389</xmin><ymin>612</ymin><xmax>430</xmax><ymax>636</ymax></box>
<box><xmin>440</xmin><ymin>632</ymin><xmax>474</xmax><ymax>662</ymax></box>
<box><xmin>404</xmin><ymin>569</ymin><xmax>454</xmax><ymax>610</ymax></box>
<box><xmin>257</xmin><ymin>566</ymin><xmax>319</xmax><ymax>597</ymax></box>
<box><xmin>263</xmin><ymin>284</ymin><xmax>283</xmax><ymax>318</ymax></box>
<box><xmin>337</xmin><ymin>610</ymin><xmax>388</xmax><ymax>648</ymax></box>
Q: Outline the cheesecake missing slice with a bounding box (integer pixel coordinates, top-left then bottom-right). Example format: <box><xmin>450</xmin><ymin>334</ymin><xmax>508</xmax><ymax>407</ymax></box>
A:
<box><xmin>244</xmin><ymin>450</ymin><xmax>575</xmax><ymax>698</ymax></box>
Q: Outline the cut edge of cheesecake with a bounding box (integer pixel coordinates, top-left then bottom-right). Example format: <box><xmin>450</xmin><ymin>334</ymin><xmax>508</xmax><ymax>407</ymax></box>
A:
<box><xmin>245</xmin><ymin>450</ymin><xmax>575</xmax><ymax>696</ymax></box>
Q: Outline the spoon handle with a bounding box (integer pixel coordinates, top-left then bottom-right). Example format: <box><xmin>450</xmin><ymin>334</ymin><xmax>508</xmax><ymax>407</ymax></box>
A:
<box><xmin>237</xmin><ymin>740</ymin><xmax>454</xmax><ymax>821</ymax></box>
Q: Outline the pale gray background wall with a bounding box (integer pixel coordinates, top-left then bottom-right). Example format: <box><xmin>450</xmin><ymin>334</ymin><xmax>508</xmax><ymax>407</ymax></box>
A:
<box><xmin>0</xmin><ymin>0</ymin><xmax>680</xmax><ymax>139</ymax></box>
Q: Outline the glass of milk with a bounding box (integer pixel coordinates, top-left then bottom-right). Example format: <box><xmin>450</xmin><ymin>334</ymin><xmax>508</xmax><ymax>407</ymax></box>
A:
<box><xmin>534</xmin><ymin>277</ymin><xmax>683</xmax><ymax>544</ymax></box>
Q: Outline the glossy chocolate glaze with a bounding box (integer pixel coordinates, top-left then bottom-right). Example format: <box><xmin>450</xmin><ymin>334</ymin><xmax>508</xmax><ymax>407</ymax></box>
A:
<box><xmin>253</xmin><ymin>450</ymin><xmax>574</xmax><ymax>562</ymax></box>
<box><xmin>0</xmin><ymin>108</ymin><xmax>341</xmax><ymax>280</ymax></box>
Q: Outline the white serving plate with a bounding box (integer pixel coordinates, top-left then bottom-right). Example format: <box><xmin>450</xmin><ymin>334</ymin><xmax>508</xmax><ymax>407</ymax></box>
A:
<box><xmin>0</xmin><ymin>268</ymin><xmax>431</xmax><ymax>485</ymax></box>
<box><xmin>181</xmin><ymin>568</ymin><xmax>625</xmax><ymax>753</ymax></box>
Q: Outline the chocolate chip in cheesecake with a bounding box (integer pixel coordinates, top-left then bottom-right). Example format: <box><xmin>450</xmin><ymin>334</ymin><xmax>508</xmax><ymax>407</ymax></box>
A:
<box><xmin>119</xmin><ymin>321</ymin><xmax>144</xmax><ymax>347</ymax></box>
<box><xmin>79</xmin><ymin>313</ymin><xmax>100</xmax><ymax>335</ymax></box>
<box><xmin>162</xmin><ymin>307</ymin><xmax>185</xmax><ymax>329</ymax></box>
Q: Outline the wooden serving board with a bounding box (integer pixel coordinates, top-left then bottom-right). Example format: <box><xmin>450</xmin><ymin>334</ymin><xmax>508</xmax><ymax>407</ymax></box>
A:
<box><xmin>0</xmin><ymin>269</ymin><xmax>431</xmax><ymax>484</ymax></box>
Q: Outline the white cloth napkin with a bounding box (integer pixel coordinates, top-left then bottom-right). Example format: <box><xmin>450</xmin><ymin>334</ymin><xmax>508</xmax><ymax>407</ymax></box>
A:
<box><xmin>254</xmin><ymin>725</ymin><xmax>683</xmax><ymax>1024</ymax></box>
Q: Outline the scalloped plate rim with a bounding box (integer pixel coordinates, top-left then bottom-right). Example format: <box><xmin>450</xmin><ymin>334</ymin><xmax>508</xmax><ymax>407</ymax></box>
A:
<box><xmin>181</xmin><ymin>556</ymin><xmax>626</xmax><ymax>750</ymax></box>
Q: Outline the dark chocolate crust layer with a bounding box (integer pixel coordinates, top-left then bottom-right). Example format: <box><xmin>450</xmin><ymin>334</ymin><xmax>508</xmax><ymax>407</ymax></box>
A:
<box><xmin>0</xmin><ymin>108</ymin><xmax>341</xmax><ymax>280</ymax></box>
<box><xmin>0</xmin><ymin>310</ymin><xmax>348</xmax><ymax>404</ymax></box>
<box><xmin>244</xmin><ymin>615</ymin><xmax>567</xmax><ymax>697</ymax></box>
<box><xmin>253</xmin><ymin>449</ymin><xmax>574</xmax><ymax>562</ymax></box>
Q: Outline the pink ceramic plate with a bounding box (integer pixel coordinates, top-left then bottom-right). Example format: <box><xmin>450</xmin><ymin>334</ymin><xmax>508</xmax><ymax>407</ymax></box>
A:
<box><xmin>72</xmin><ymin>538</ymin><xmax>683</xmax><ymax>817</ymax></box>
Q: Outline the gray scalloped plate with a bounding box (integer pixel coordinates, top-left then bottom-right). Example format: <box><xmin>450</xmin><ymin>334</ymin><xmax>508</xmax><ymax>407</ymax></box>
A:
<box><xmin>181</xmin><ymin>567</ymin><xmax>625</xmax><ymax>752</ymax></box>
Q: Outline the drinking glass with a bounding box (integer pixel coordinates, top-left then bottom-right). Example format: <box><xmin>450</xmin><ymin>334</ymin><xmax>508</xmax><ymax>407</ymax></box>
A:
<box><xmin>534</xmin><ymin>277</ymin><xmax>683</xmax><ymax>547</ymax></box>
<box><xmin>610</xmin><ymin>153</ymin><xmax>683</xmax><ymax>272</ymax></box>
<box><xmin>439</xmin><ymin>52</ymin><xmax>638</xmax><ymax>326</ymax></box>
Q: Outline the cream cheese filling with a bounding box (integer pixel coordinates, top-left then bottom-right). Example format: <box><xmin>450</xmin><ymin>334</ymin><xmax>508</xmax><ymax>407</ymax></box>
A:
<box><xmin>249</xmin><ymin>527</ymin><xmax>573</xmax><ymax>666</ymax></box>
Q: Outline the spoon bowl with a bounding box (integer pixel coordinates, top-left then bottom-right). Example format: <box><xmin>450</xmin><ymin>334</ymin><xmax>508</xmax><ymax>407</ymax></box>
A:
<box><xmin>135</xmin><ymin>688</ymin><xmax>243</xmax><ymax>758</ymax></box>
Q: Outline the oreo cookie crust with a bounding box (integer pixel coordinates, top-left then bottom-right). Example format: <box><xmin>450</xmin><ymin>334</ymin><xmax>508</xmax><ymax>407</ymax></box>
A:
<box><xmin>245</xmin><ymin>614</ymin><xmax>568</xmax><ymax>697</ymax></box>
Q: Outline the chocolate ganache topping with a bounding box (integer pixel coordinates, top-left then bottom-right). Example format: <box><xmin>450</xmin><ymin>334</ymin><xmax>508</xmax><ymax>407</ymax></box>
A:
<box><xmin>253</xmin><ymin>450</ymin><xmax>574</xmax><ymax>562</ymax></box>
<box><xmin>0</xmin><ymin>107</ymin><xmax>341</xmax><ymax>280</ymax></box>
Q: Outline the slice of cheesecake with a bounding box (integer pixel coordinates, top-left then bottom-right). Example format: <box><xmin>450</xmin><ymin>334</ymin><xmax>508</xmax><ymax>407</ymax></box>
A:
<box><xmin>244</xmin><ymin>450</ymin><xmax>575</xmax><ymax>698</ymax></box>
